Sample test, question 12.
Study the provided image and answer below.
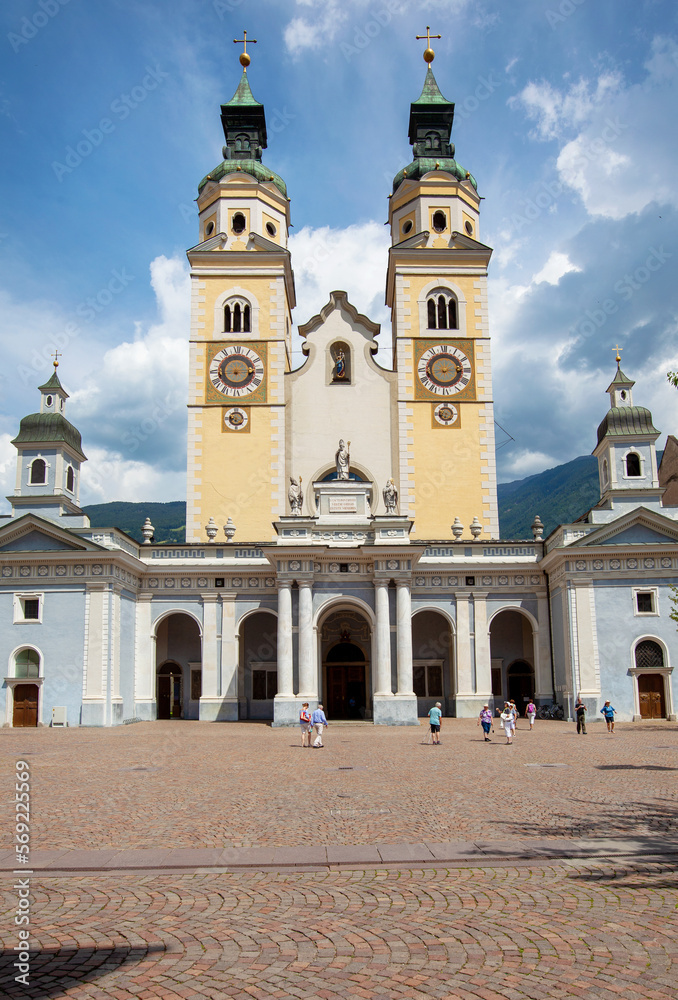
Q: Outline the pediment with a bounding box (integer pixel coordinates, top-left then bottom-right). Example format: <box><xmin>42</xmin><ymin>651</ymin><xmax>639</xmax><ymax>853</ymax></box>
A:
<box><xmin>574</xmin><ymin>507</ymin><xmax>678</xmax><ymax>548</ymax></box>
<box><xmin>298</xmin><ymin>290</ymin><xmax>380</xmax><ymax>344</ymax></box>
<box><xmin>0</xmin><ymin>515</ymin><xmax>103</xmax><ymax>553</ymax></box>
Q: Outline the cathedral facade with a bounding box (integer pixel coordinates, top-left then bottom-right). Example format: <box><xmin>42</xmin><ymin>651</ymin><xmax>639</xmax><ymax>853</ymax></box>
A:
<box><xmin>1</xmin><ymin>51</ymin><xmax>676</xmax><ymax>728</ymax></box>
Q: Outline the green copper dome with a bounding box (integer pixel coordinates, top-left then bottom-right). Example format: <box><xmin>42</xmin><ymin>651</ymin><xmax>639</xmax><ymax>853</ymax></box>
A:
<box><xmin>198</xmin><ymin>159</ymin><xmax>287</xmax><ymax>198</ymax></box>
<box><xmin>12</xmin><ymin>412</ymin><xmax>86</xmax><ymax>460</ymax></box>
<box><xmin>393</xmin><ymin>157</ymin><xmax>477</xmax><ymax>192</ymax></box>
<box><xmin>596</xmin><ymin>406</ymin><xmax>659</xmax><ymax>446</ymax></box>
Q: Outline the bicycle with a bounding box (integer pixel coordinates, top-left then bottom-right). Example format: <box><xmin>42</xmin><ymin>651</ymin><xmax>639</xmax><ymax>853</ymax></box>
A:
<box><xmin>536</xmin><ymin>703</ymin><xmax>565</xmax><ymax>720</ymax></box>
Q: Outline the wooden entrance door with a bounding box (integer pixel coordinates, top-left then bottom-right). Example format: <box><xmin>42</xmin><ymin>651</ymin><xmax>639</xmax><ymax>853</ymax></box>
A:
<box><xmin>638</xmin><ymin>674</ymin><xmax>665</xmax><ymax>719</ymax></box>
<box><xmin>327</xmin><ymin>664</ymin><xmax>366</xmax><ymax>719</ymax></box>
<box><xmin>157</xmin><ymin>668</ymin><xmax>183</xmax><ymax>719</ymax></box>
<box><xmin>13</xmin><ymin>685</ymin><xmax>38</xmax><ymax>727</ymax></box>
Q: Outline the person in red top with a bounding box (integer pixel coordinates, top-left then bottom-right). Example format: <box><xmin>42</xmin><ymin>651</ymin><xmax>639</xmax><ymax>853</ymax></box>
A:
<box><xmin>299</xmin><ymin>703</ymin><xmax>312</xmax><ymax>747</ymax></box>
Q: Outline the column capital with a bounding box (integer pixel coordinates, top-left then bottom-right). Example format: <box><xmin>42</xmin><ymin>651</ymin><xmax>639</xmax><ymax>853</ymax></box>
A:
<box><xmin>201</xmin><ymin>593</ymin><xmax>220</xmax><ymax>604</ymax></box>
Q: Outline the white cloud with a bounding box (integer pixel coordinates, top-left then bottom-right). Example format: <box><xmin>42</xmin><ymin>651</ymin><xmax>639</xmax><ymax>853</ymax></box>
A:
<box><xmin>511</xmin><ymin>37</ymin><xmax>678</xmax><ymax>219</ymax></box>
<box><xmin>80</xmin><ymin>446</ymin><xmax>186</xmax><ymax>506</ymax></box>
<box><xmin>289</xmin><ymin>221</ymin><xmax>392</xmax><ymax>362</ymax></box>
<box><xmin>533</xmin><ymin>251</ymin><xmax>581</xmax><ymax>286</ymax></box>
<box><xmin>283</xmin><ymin>0</ymin><xmax>350</xmax><ymax>57</ymax></box>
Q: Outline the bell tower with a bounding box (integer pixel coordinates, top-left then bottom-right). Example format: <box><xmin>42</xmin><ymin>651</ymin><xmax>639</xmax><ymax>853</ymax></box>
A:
<box><xmin>385</xmin><ymin>30</ymin><xmax>499</xmax><ymax>540</ymax></box>
<box><xmin>186</xmin><ymin>36</ymin><xmax>296</xmax><ymax>543</ymax></box>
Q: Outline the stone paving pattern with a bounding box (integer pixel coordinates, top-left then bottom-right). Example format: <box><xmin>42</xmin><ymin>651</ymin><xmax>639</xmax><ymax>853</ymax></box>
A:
<box><xmin>2</xmin><ymin>860</ymin><xmax>678</xmax><ymax>998</ymax></box>
<box><xmin>2</xmin><ymin>720</ymin><xmax>678</xmax><ymax>997</ymax></box>
<box><xmin>2</xmin><ymin>720</ymin><xmax>678</xmax><ymax>851</ymax></box>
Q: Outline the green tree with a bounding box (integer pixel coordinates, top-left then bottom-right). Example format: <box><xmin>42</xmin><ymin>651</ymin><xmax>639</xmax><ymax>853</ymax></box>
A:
<box><xmin>668</xmin><ymin>372</ymin><xmax>678</xmax><ymax>389</ymax></box>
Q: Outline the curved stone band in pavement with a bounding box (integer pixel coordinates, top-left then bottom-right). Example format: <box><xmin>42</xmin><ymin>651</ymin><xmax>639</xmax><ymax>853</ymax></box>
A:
<box><xmin>1</xmin><ymin>861</ymin><xmax>677</xmax><ymax>998</ymax></box>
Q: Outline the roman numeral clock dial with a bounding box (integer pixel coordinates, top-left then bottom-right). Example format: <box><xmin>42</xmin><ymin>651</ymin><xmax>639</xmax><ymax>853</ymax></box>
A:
<box><xmin>417</xmin><ymin>345</ymin><xmax>473</xmax><ymax>396</ymax></box>
<box><xmin>208</xmin><ymin>345</ymin><xmax>265</xmax><ymax>399</ymax></box>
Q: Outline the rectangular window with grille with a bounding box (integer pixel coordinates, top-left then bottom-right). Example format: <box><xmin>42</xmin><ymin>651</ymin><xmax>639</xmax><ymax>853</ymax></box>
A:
<box><xmin>13</xmin><ymin>594</ymin><xmax>43</xmax><ymax>623</ymax></box>
<box><xmin>634</xmin><ymin>589</ymin><xmax>658</xmax><ymax>615</ymax></box>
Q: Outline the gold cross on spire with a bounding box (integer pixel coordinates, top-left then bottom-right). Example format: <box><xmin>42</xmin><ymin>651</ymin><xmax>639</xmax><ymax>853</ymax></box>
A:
<box><xmin>613</xmin><ymin>344</ymin><xmax>623</xmax><ymax>366</ymax></box>
<box><xmin>234</xmin><ymin>30</ymin><xmax>257</xmax><ymax>69</ymax></box>
<box><xmin>416</xmin><ymin>25</ymin><xmax>441</xmax><ymax>64</ymax></box>
<box><xmin>52</xmin><ymin>349</ymin><xmax>61</xmax><ymax>369</ymax></box>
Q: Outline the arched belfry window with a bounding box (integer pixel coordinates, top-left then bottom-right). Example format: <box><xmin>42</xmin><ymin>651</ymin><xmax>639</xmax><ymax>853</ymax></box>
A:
<box><xmin>30</xmin><ymin>459</ymin><xmax>46</xmax><ymax>485</ymax></box>
<box><xmin>626</xmin><ymin>452</ymin><xmax>641</xmax><ymax>477</ymax></box>
<box><xmin>427</xmin><ymin>291</ymin><xmax>458</xmax><ymax>331</ymax></box>
<box><xmin>635</xmin><ymin>640</ymin><xmax>664</xmax><ymax>669</ymax></box>
<box><xmin>602</xmin><ymin>458</ymin><xmax>609</xmax><ymax>488</ymax></box>
<box><xmin>224</xmin><ymin>298</ymin><xmax>251</xmax><ymax>334</ymax></box>
<box><xmin>66</xmin><ymin>466</ymin><xmax>74</xmax><ymax>492</ymax></box>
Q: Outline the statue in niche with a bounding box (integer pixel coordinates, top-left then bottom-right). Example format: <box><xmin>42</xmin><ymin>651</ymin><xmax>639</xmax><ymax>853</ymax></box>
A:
<box><xmin>335</xmin><ymin>439</ymin><xmax>350</xmax><ymax>480</ymax></box>
<box><xmin>383</xmin><ymin>478</ymin><xmax>398</xmax><ymax>514</ymax></box>
<box><xmin>333</xmin><ymin>347</ymin><xmax>346</xmax><ymax>380</ymax></box>
<box><xmin>288</xmin><ymin>476</ymin><xmax>303</xmax><ymax>516</ymax></box>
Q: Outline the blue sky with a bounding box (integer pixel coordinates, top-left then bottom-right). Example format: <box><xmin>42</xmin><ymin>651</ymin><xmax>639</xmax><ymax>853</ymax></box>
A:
<box><xmin>0</xmin><ymin>0</ymin><xmax>676</xmax><ymax>508</ymax></box>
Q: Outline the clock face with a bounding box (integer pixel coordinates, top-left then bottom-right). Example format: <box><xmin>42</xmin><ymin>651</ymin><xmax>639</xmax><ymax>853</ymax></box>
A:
<box><xmin>209</xmin><ymin>345</ymin><xmax>264</xmax><ymax>398</ymax></box>
<box><xmin>433</xmin><ymin>402</ymin><xmax>459</xmax><ymax>426</ymax></box>
<box><xmin>223</xmin><ymin>406</ymin><xmax>249</xmax><ymax>431</ymax></box>
<box><xmin>417</xmin><ymin>345</ymin><xmax>472</xmax><ymax>396</ymax></box>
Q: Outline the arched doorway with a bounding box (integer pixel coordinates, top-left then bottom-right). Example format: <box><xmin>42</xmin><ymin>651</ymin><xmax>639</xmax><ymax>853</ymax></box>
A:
<box><xmin>489</xmin><ymin>609</ymin><xmax>536</xmax><ymax>709</ymax></box>
<box><xmin>157</xmin><ymin>662</ymin><xmax>183</xmax><ymax>720</ymax></box>
<box><xmin>239</xmin><ymin>610</ymin><xmax>277</xmax><ymax>719</ymax></box>
<box><xmin>635</xmin><ymin>639</ymin><xmax>667</xmax><ymax>719</ymax></box>
<box><xmin>154</xmin><ymin>613</ymin><xmax>201</xmax><ymax>720</ymax></box>
<box><xmin>507</xmin><ymin>660</ymin><xmax>535</xmax><ymax>706</ymax></box>
<box><xmin>321</xmin><ymin>609</ymin><xmax>371</xmax><ymax>719</ymax></box>
<box><xmin>412</xmin><ymin>610</ymin><xmax>453</xmax><ymax>715</ymax></box>
<box><xmin>11</xmin><ymin>649</ymin><xmax>41</xmax><ymax>728</ymax></box>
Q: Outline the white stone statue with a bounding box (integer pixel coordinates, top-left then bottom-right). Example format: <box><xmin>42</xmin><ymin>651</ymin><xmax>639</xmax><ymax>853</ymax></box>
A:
<box><xmin>335</xmin><ymin>439</ymin><xmax>350</xmax><ymax>480</ymax></box>
<box><xmin>383</xmin><ymin>478</ymin><xmax>398</xmax><ymax>514</ymax></box>
<box><xmin>288</xmin><ymin>476</ymin><xmax>303</xmax><ymax>515</ymax></box>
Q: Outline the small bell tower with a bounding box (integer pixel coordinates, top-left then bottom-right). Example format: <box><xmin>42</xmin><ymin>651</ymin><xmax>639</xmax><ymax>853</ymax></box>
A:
<box><xmin>9</xmin><ymin>355</ymin><xmax>88</xmax><ymax>522</ymax></box>
<box><xmin>593</xmin><ymin>348</ymin><xmax>661</xmax><ymax>507</ymax></box>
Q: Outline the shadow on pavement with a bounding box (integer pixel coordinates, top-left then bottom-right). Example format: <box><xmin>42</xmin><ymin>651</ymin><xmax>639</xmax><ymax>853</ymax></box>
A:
<box><xmin>501</xmin><ymin>795</ymin><xmax>678</xmax><ymax>842</ymax></box>
<box><xmin>595</xmin><ymin>764</ymin><xmax>678</xmax><ymax>771</ymax></box>
<box><xmin>0</xmin><ymin>944</ymin><xmax>166</xmax><ymax>997</ymax></box>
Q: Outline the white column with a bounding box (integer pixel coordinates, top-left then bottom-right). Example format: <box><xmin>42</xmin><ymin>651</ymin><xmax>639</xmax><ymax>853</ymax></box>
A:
<box><xmin>134</xmin><ymin>594</ymin><xmax>154</xmax><ymax>705</ymax></box>
<box><xmin>298</xmin><ymin>581</ymin><xmax>315</xmax><ymax>698</ymax></box>
<box><xmin>201</xmin><ymin>595</ymin><xmax>219</xmax><ymax>700</ymax></box>
<box><xmin>221</xmin><ymin>594</ymin><xmax>238</xmax><ymax>700</ymax></box>
<box><xmin>374</xmin><ymin>580</ymin><xmax>392</xmax><ymax>695</ymax></box>
<box><xmin>536</xmin><ymin>591</ymin><xmax>553</xmax><ymax>700</ymax></box>
<box><xmin>473</xmin><ymin>593</ymin><xmax>491</xmax><ymax>698</ymax></box>
<box><xmin>396</xmin><ymin>581</ymin><xmax>414</xmax><ymax>696</ymax></box>
<box><xmin>276</xmin><ymin>582</ymin><xmax>294</xmax><ymax>696</ymax></box>
<box><xmin>455</xmin><ymin>594</ymin><xmax>473</xmax><ymax>697</ymax></box>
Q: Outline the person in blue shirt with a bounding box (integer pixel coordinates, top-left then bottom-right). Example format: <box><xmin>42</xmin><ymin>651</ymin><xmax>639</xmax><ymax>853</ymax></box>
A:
<box><xmin>428</xmin><ymin>702</ymin><xmax>442</xmax><ymax>744</ymax></box>
<box><xmin>311</xmin><ymin>704</ymin><xmax>328</xmax><ymax>747</ymax></box>
<box><xmin>600</xmin><ymin>700</ymin><xmax>616</xmax><ymax>733</ymax></box>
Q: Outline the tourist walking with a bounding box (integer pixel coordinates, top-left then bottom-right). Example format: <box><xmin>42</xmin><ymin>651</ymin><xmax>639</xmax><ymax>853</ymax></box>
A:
<box><xmin>299</xmin><ymin>702</ymin><xmax>312</xmax><ymax>747</ymax></box>
<box><xmin>509</xmin><ymin>700</ymin><xmax>518</xmax><ymax>737</ymax></box>
<box><xmin>311</xmin><ymin>704</ymin><xmax>328</xmax><ymax>747</ymax></box>
<box><xmin>525</xmin><ymin>699</ymin><xmax>536</xmax><ymax>730</ymax></box>
<box><xmin>428</xmin><ymin>702</ymin><xmax>442</xmax><ymax>745</ymax></box>
<box><xmin>600</xmin><ymin>700</ymin><xmax>616</xmax><ymax>732</ymax></box>
<box><xmin>477</xmin><ymin>704</ymin><xmax>493</xmax><ymax>741</ymax></box>
<box><xmin>575</xmin><ymin>696</ymin><xmax>587</xmax><ymax>734</ymax></box>
<box><xmin>500</xmin><ymin>703</ymin><xmax>514</xmax><ymax>744</ymax></box>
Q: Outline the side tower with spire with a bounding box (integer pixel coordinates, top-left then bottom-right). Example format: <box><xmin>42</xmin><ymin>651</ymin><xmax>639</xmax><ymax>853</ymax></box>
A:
<box><xmin>385</xmin><ymin>30</ymin><xmax>498</xmax><ymax>540</ymax></box>
<box><xmin>592</xmin><ymin>349</ymin><xmax>662</xmax><ymax>516</ymax></box>
<box><xmin>8</xmin><ymin>357</ymin><xmax>89</xmax><ymax>526</ymax></box>
<box><xmin>186</xmin><ymin>35</ymin><xmax>296</xmax><ymax>543</ymax></box>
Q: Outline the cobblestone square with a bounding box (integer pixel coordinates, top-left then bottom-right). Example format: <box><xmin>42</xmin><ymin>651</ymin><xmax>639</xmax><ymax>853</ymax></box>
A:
<box><xmin>2</xmin><ymin>720</ymin><xmax>678</xmax><ymax>997</ymax></box>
